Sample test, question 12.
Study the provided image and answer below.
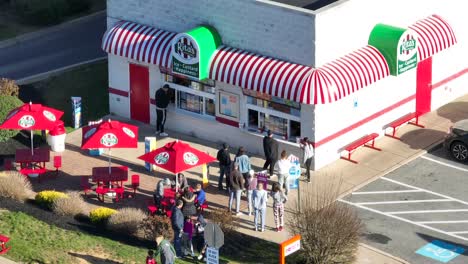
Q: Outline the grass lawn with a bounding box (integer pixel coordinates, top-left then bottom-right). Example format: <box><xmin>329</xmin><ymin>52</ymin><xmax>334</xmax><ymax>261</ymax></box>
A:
<box><xmin>0</xmin><ymin>210</ymin><xmax>278</xmax><ymax>263</ymax></box>
<box><xmin>19</xmin><ymin>60</ymin><xmax>110</xmax><ymax>131</ymax></box>
<box><xmin>0</xmin><ymin>0</ymin><xmax>106</xmax><ymax>41</ymax></box>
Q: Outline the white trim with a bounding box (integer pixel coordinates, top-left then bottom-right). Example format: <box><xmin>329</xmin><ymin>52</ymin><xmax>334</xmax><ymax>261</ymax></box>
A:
<box><xmin>421</xmin><ymin>156</ymin><xmax>468</xmax><ymax>172</ymax></box>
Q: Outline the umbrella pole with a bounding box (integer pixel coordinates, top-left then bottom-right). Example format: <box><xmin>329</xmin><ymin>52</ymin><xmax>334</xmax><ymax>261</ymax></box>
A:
<box><xmin>175</xmin><ymin>173</ymin><xmax>178</xmax><ymax>193</ymax></box>
<box><xmin>30</xmin><ymin>130</ymin><xmax>34</xmax><ymax>155</ymax></box>
<box><xmin>108</xmin><ymin>148</ymin><xmax>112</xmax><ymax>175</ymax></box>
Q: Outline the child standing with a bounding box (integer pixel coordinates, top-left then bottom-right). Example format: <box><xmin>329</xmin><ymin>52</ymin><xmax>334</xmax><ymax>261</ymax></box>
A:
<box><xmin>270</xmin><ymin>182</ymin><xmax>287</xmax><ymax>232</ymax></box>
<box><xmin>182</xmin><ymin>216</ymin><xmax>195</xmax><ymax>257</ymax></box>
<box><xmin>146</xmin><ymin>250</ymin><xmax>157</xmax><ymax>264</ymax></box>
<box><xmin>247</xmin><ymin>174</ymin><xmax>257</xmax><ymax>216</ymax></box>
<box><xmin>253</xmin><ymin>182</ymin><xmax>268</xmax><ymax>231</ymax></box>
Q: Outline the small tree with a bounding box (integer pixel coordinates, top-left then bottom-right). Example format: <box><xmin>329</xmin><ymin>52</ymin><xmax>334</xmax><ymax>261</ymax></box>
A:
<box><xmin>0</xmin><ymin>95</ymin><xmax>23</xmax><ymax>142</ymax></box>
<box><xmin>288</xmin><ymin>178</ymin><xmax>362</xmax><ymax>264</ymax></box>
<box><xmin>0</xmin><ymin>78</ymin><xmax>20</xmax><ymax>97</ymax></box>
<box><xmin>140</xmin><ymin>215</ymin><xmax>174</xmax><ymax>241</ymax></box>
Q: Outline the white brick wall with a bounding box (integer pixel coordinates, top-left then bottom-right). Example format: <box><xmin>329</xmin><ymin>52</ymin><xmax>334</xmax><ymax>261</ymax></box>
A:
<box><xmin>107</xmin><ymin>0</ymin><xmax>315</xmax><ymax>66</ymax></box>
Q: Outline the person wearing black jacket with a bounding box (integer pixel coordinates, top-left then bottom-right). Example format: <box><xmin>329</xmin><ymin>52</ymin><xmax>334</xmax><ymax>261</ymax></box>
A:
<box><xmin>171</xmin><ymin>199</ymin><xmax>184</xmax><ymax>258</ymax></box>
<box><xmin>263</xmin><ymin>130</ymin><xmax>279</xmax><ymax>176</ymax></box>
<box><xmin>155</xmin><ymin>84</ymin><xmax>171</xmax><ymax>137</ymax></box>
<box><xmin>216</xmin><ymin>143</ymin><xmax>231</xmax><ymax>191</ymax></box>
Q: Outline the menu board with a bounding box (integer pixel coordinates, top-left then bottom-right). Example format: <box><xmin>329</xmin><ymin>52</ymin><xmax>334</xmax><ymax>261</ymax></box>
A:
<box><xmin>218</xmin><ymin>91</ymin><xmax>239</xmax><ymax>119</ymax></box>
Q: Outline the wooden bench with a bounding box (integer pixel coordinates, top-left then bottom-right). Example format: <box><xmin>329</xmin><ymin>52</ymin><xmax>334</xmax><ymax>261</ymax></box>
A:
<box><xmin>0</xmin><ymin>234</ymin><xmax>11</xmax><ymax>255</ymax></box>
<box><xmin>341</xmin><ymin>133</ymin><xmax>381</xmax><ymax>163</ymax></box>
<box><xmin>385</xmin><ymin>112</ymin><xmax>425</xmax><ymax>139</ymax></box>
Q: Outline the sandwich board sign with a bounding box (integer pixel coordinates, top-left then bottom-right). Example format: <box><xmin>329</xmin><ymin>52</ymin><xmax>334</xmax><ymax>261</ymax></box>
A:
<box><xmin>280</xmin><ymin>235</ymin><xmax>301</xmax><ymax>264</ymax></box>
<box><xmin>206</xmin><ymin>247</ymin><xmax>219</xmax><ymax>264</ymax></box>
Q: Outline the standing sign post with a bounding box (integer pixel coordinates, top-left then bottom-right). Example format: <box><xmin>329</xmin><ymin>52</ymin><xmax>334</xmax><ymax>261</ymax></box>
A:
<box><xmin>204</xmin><ymin>223</ymin><xmax>224</xmax><ymax>264</ymax></box>
<box><xmin>206</xmin><ymin>247</ymin><xmax>219</xmax><ymax>264</ymax></box>
<box><xmin>71</xmin><ymin>97</ymin><xmax>82</xmax><ymax>129</ymax></box>
<box><xmin>144</xmin><ymin>137</ymin><xmax>157</xmax><ymax>172</ymax></box>
<box><xmin>280</xmin><ymin>235</ymin><xmax>301</xmax><ymax>264</ymax></box>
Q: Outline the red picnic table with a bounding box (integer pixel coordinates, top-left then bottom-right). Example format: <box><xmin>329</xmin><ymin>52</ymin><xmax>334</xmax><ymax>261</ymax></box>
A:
<box><xmin>15</xmin><ymin>148</ymin><xmax>50</xmax><ymax>180</ymax></box>
<box><xmin>92</xmin><ymin>166</ymin><xmax>128</xmax><ymax>202</ymax></box>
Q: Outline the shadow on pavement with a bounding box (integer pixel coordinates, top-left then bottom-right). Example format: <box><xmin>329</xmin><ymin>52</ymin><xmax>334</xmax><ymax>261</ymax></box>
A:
<box><xmin>400</xmin><ymin>129</ymin><xmax>447</xmax><ymax>150</ymax></box>
<box><xmin>437</xmin><ymin>102</ymin><xmax>468</xmax><ymax>123</ymax></box>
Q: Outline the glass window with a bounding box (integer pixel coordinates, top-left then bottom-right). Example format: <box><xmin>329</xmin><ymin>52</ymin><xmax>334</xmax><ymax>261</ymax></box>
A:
<box><xmin>290</xmin><ymin>120</ymin><xmax>301</xmax><ymax>140</ymax></box>
<box><xmin>163</xmin><ymin>74</ymin><xmax>215</xmax><ymax>94</ymax></box>
<box><xmin>248</xmin><ymin>109</ymin><xmax>259</xmax><ymax>131</ymax></box>
<box><xmin>262</xmin><ymin>113</ymin><xmax>288</xmax><ymax>137</ymax></box>
<box><xmin>178</xmin><ymin>91</ymin><xmax>202</xmax><ymax>114</ymax></box>
<box><xmin>245</xmin><ymin>95</ymin><xmax>300</xmax><ymax>117</ymax></box>
<box><xmin>205</xmin><ymin>98</ymin><xmax>215</xmax><ymax>116</ymax></box>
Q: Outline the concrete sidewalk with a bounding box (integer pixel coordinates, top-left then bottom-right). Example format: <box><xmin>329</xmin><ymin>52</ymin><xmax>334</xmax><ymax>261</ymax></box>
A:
<box><xmin>8</xmin><ymin>94</ymin><xmax>464</xmax><ymax>264</ymax></box>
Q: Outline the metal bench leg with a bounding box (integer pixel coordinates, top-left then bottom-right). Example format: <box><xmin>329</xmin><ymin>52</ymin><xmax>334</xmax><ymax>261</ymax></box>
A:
<box><xmin>409</xmin><ymin>116</ymin><xmax>425</xmax><ymax>128</ymax></box>
<box><xmin>364</xmin><ymin>139</ymin><xmax>382</xmax><ymax>151</ymax></box>
<box><xmin>385</xmin><ymin>127</ymin><xmax>401</xmax><ymax>140</ymax></box>
<box><xmin>341</xmin><ymin>150</ymin><xmax>358</xmax><ymax>164</ymax></box>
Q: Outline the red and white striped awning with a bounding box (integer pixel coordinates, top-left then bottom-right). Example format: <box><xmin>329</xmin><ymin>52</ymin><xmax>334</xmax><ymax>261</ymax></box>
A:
<box><xmin>409</xmin><ymin>14</ymin><xmax>457</xmax><ymax>61</ymax></box>
<box><xmin>209</xmin><ymin>46</ymin><xmax>313</xmax><ymax>103</ymax></box>
<box><xmin>303</xmin><ymin>45</ymin><xmax>390</xmax><ymax>104</ymax></box>
<box><xmin>102</xmin><ymin>21</ymin><xmax>177</xmax><ymax>68</ymax></box>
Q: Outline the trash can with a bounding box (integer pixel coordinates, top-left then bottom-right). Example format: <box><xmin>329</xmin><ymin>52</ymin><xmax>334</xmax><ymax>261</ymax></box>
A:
<box><xmin>48</xmin><ymin>120</ymin><xmax>66</xmax><ymax>152</ymax></box>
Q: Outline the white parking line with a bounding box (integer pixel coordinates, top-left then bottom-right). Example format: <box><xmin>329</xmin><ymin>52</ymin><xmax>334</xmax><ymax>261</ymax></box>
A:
<box><xmin>387</xmin><ymin>209</ymin><xmax>468</xmax><ymax>215</ymax></box>
<box><xmin>339</xmin><ymin>199</ymin><xmax>468</xmax><ymax>242</ymax></box>
<box><xmin>417</xmin><ymin>220</ymin><xmax>468</xmax><ymax>224</ymax></box>
<box><xmin>421</xmin><ymin>155</ymin><xmax>468</xmax><ymax>172</ymax></box>
<box><xmin>450</xmin><ymin>231</ymin><xmax>468</xmax><ymax>234</ymax></box>
<box><xmin>352</xmin><ymin>190</ymin><xmax>423</xmax><ymax>195</ymax></box>
<box><xmin>381</xmin><ymin>177</ymin><xmax>468</xmax><ymax>206</ymax></box>
<box><xmin>357</xmin><ymin>199</ymin><xmax>452</xmax><ymax>205</ymax></box>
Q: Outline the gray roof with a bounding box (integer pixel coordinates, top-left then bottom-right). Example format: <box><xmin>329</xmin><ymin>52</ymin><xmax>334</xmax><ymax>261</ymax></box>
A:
<box><xmin>269</xmin><ymin>0</ymin><xmax>339</xmax><ymax>10</ymax></box>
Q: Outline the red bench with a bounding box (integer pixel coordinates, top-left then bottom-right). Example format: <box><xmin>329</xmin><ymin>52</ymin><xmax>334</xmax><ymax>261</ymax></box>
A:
<box><xmin>385</xmin><ymin>112</ymin><xmax>425</xmax><ymax>139</ymax></box>
<box><xmin>0</xmin><ymin>234</ymin><xmax>10</xmax><ymax>255</ymax></box>
<box><xmin>341</xmin><ymin>133</ymin><xmax>381</xmax><ymax>163</ymax></box>
<box><xmin>19</xmin><ymin>168</ymin><xmax>47</xmax><ymax>183</ymax></box>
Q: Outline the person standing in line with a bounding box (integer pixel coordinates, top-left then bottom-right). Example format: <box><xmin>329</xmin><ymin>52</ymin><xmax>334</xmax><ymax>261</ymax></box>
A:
<box><xmin>155</xmin><ymin>235</ymin><xmax>176</xmax><ymax>264</ymax></box>
<box><xmin>153</xmin><ymin>178</ymin><xmax>171</xmax><ymax>214</ymax></box>
<box><xmin>234</xmin><ymin>147</ymin><xmax>251</xmax><ymax>190</ymax></box>
<box><xmin>171</xmin><ymin>199</ymin><xmax>185</xmax><ymax>258</ymax></box>
<box><xmin>181</xmin><ymin>187</ymin><xmax>197</xmax><ymax>217</ymax></box>
<box><xmin>216</xmin><ymin>143</ymin><xmax>231</xmax><ymax>191</ymax></box>
<box><xmin>194</xmin><ymin>183</ymin><xmax>206</xmax><ymax>209</ymax></box>
<box><xmin>228</xmin><ymin>163</ymin><xmax>244</xmax><ymax>216</ymax></box>
<box><xmin>182</xmin><ymin>216</ymin><xmax>195</xmax><ymax>257</ymax></box>
<box><xmin>274</xmin><ymin>150</ymin><xmax>291</xmax><ymax>196</ymax></box>
<box><xmin>263</xmin><ymin>130</ymin><xmax>278</xmax><ymax>178</ymax></box>
<box><xmin>300</xmin><ymin>137</ymin><xmax>315</xmax><ymax>183</ymax></box>
<box><xmin>246</xmin><ymin>174</ymin><xmax>257</xmax><ymax>216</ymax></box>
<box><xmin>155</xmin><ymin>84</ymin><xmax>170</xmax><ymax>137</ymax></box>
<box><xmin>253</xmin><ymin>182</ymin><xmax>268</xmax><ymax>232</ymax></box>
<box><xmin>270</xmin><ymin>182</ymin><xmax>287</xmax><ymax>232</ymax></box>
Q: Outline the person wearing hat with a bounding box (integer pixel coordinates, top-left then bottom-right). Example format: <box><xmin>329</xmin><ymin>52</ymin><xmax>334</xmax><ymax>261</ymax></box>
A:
<box><xmin>216</xmin><ymin>143</ymin><xmax>232</xmax><ymax>191</ymax></box>
<box><xmin>154</xmin><ymin>178</ymin><xmax>171</xmax><ymax>213</ymax></box>
<box><xmin>155</xmin><ymin>84</ymin><xmax>171</xmax><ymax>137</ymax></box>
<box><xmin>262</xmin><ymin>130</ymin><xmax>278</xmax><ymax>177</ymax></box>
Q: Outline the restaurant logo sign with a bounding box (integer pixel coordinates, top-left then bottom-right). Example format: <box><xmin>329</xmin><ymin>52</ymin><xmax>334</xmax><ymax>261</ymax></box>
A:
<box><xmin>183</xmin><ymin>152</ymin><xmax>199</xmax><ymax>165</ymax></box>
<box><xmin>122</xmin><ymin>127</ymin><xmax>135</xmax><ymax>138</ymax></box>
<box><xmin>172</xmin><ymin>33</ymin><xmax>199</xmax><ymax>79</ymax></box>
<box><xmin>18</xmin><ymin>115</ymin><xmax>35</xmax><ymax>128</ymax></box>
<box><xmin>84</xmin><ymin>127</ymin><xmax>97</xmax><ymax>139</ymax></box>
<box><xmin>100</xmin><ymin>133</ymin><xmax>118</xmax><ymax>147</ymax></box>
<box><xmin>397</xmin><ymin>32</ymin><xmax>418</xmax><ymax>75</ymax></box>
<box><xmin>155</xmin><ymin>152</ymin><xmax>170</xmax><ymax>165</ymax></box>
<box><xmin>43</xmin><ymin>110</ymin><xmax>56</xmax><ymax>121</ymax></box>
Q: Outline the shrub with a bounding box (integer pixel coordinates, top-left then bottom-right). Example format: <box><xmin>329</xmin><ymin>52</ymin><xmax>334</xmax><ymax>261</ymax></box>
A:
<box><xmin>52</xmin><ymin>191</ymin><xmax>87</xmax><ymax>217</ymax></box>
<box><xmin>205</xmin><ymin>208</ymin><xmax>238</xmax><ymax>235</ymax></box>
<box><xmin>35</xmin><ymin>190</ymin><xmax>68</xmax><ymax>209</ymax></box>
<box><xmin>89</xmin><ymin>207</ymin><xmax>117</xmax><ymax>225</ymax></box>
<box><xmin>0</xmin><ymin>95</ymin><xmax>23</xmax><ymax>142</ymax></box>
<box><xmin>140</xmin><ymin>215</ymin><xmax>174</xmax><ymax>241</ymax></box>
<box><xmin>0</xmin><ymin>171</ymin><xmax>33</xmax><ymax>201</ymax></box>
<box><xmin>0</xmin><ymin>78</ymin><xmax>19</xmax><ymax>97</ymax></box>
<box><xmin>108</xmin><ymin>207</ymin><xmax>146</xmax><ymax>236</ymax></box>
<box><xmin>287</xmin><ymin>179</ymin><xmax>362</xmax><ymax>264</ymax></box>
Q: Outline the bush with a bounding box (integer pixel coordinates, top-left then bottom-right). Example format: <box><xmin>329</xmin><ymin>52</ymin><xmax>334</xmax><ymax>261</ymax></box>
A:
<box><xmin>108</xmin><ymin>207</ymin><xmax>146</xmax><ymax>236</ymax></box>
<box><xmin>205</xmin><ymin>208</ymin><xmax>238</xmax><ymax>235</ymax></box>
<box><xmin>0</xmin><ymin>171</ymin><xmax>33</xmax><ymax>201</ymax></box>
<box><xmin>35</xmin><ymin>190</ymin><xmax>68</xmax><ymax>209</ymax></box>
<box><xmin>0</xmin><ymin>78</ymin><xmax>19</xmax><ymax>97</ymax></box>
<box><xmin>0</xmin><ymin>95</ymin><xmax>23</xmax><ymax>142</ymax></box>
<box><xmin>89</xmin><ymin>207</ymin><xmax>117</xmax><ymax>225</ymax></box>
<box><xmin>287</xmin><ymin>179</ymin><xmax>362</xmax><ymax>264</ymax></box>
<box><xmin>140</xmin><ymin>215</ymin><xmax>174</xmax><ymax>241</ymax></box>
<box><xmin>52</xmin><ymin>191</ymin><xmax>87</xmax><ymax>217</ymax></box>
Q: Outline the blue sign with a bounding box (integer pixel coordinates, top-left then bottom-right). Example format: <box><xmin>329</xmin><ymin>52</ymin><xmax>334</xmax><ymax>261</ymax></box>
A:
<box><xmin>416</xmin><ymin>240</ymin><xmax>465</xmax><ymax>263</ymax></box>
<box><xmin>288</xmin><ymin>159</ymin><xmax>301</xmax><ymax>190</ymax></box>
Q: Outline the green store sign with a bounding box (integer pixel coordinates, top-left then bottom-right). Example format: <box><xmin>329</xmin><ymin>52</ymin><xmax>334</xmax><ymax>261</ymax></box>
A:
<box><xmin>369</xmin><ymin>24</ymin><xmax>418</xmax><ymax>76</ymax></box>
<box><xmin>172</xmin><ymin>26</ymin><xmax>222</xmax><ymax>80</ymax></box>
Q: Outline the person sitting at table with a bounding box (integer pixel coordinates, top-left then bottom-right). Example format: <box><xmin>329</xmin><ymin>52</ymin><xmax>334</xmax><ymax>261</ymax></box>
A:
<box><xmin>154</xmin><ymin>178</ymin><xmax>171</xmax><ymax>214</ymax></box>
<box><xmin>181</xmin><ymin>187</ymin><xmax>197</xmax><ymax>217</ymax></box>
<box><xmin>194</xmin><ymin>183</ymin><xmax>206</xmax><ymax>209</ymax></box>
<box><xmin>172</xmin><ymin>173</ymin><xmax>189</xmax><ymax>191</ymax></box>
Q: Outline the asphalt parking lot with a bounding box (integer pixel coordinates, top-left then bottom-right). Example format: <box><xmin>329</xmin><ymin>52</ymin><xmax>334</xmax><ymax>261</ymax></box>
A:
<box><xmin>340</xmin><ymin>144</ymin><xmax>468</xmax><ymax>264</ymax></box>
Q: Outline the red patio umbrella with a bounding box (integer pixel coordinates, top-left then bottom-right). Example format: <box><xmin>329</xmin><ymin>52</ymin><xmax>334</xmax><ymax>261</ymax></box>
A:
<box><xmin>0</xmin><ymin>102</ymin><xmax>64</xmax><ymax>155</ymax></box>
<box><xmin>137</xmin><ymin>140</ymin><xmax>216</xmax><ymax>192</ymax></box>
<box><xmin>81</xmin><ymin>119</ymin><xmax>139</xmax><ymax>173</ymax></box>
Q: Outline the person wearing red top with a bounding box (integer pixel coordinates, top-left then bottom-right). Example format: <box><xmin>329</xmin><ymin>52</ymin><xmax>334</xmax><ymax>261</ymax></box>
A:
<box><xmin>146</xmin><ymin>250</ymin><xmax>157</xmax><ymax>264</ymax></box>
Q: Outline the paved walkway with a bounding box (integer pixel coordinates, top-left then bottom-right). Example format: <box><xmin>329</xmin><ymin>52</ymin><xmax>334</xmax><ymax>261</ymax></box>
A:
<box><xmin>5</xmin><ymin>94</ymin><xmax>468</xmax><ymax>264</ymax></box>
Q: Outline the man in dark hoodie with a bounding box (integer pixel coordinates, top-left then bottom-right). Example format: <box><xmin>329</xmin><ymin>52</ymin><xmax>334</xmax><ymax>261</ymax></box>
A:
<box><xmin>155</xmin><ymin>84</ymin><xmax>171</xmax><ymax>137</ymax></box>
<box><xmin>171</xmin><ymin>199</ymin><xmax>185</xmax><ymax>258</ymax></box>
<box><xmin>262</xmin><ymin>130</ymin><xmax>278</xmax><ymax>177</ymax></box>
<box><xmin>216</xmin><ymin>143</ymin><xmax>231</xmax><ymax>191</ymax></box>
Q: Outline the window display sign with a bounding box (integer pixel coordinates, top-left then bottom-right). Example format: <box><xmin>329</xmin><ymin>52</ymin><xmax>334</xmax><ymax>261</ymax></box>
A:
<box><xmin>218</xmin><ymin>91</ymin><xmax>239</xmax><ymax>119</ymax></box>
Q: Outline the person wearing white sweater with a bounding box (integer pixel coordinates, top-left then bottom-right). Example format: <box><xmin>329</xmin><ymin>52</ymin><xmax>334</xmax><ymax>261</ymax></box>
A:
<box><xmin>274</xmin><ymin>150</ymin><xmax>291</xmax><ymax>195</ymax></box>
<box><xmin>253</xmin><ymin>182</ymin><xmax>268</xmax><ymax>232</ymax></box>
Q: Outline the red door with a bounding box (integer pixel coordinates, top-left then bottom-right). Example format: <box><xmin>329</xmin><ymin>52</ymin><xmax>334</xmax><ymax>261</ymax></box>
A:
<box><xmin>416</xmin><ymin>57</ymin><xmax>432</xmax><ymax>115</ymax></box>
<box><xmin>129</xmin><ymin>64</ymin><xmax>150</xmax><ymax>123</ymax></box>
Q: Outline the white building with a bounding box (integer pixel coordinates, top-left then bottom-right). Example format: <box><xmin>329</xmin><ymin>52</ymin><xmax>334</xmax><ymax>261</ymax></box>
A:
<box><xmin>103</xmin><ymin>0</ymin><xmax>467</xmax><ymax>170</ymax></box>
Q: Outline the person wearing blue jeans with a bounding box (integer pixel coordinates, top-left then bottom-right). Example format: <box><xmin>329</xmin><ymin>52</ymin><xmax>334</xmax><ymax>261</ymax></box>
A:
<box><xmin>247</xmin><ymin>176</ymin><xmax>257</xmax><ymax>216</ymax></box>
<box><xmin>171</xmin><ymin>199</ymin><xmax>184</xmax><ymax>257</ymax></box>
<box><xmin>228</xmin><ymin>163</ymin><xmax>244</xmax><ymax>215</ymax></box>
<box><xmin>253</xmin><ymin>182</ymin><xmax>268</xmax><ymax>231</ymax></box>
